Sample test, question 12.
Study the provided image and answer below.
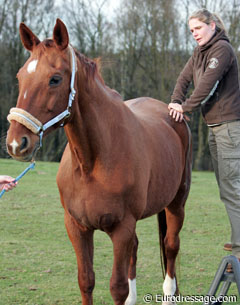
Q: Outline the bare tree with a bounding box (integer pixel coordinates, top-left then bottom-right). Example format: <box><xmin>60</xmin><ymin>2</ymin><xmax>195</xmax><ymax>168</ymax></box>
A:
<box><xmin>0</xmin><ymin>0</ymin><xmax>9</xmax><ymax>35</ymax></box>
<box><xmin>115</xmin><ymin>0</ymin><xmax>183</xmax><ymax>101</ymax></box>
<box><xmin>223</xmin><ymin>0</ymin><xmax>240</xmax><ymax>50</ymax></box>
<box><xmin>114</xmin><ymin>0</ymin><xmax>148</xmax><ymax>98</ymax></box>
<box><xmin>61</xmin><ymin>0</ymin><xmax>113</xmax><ymax>57</ymax></box>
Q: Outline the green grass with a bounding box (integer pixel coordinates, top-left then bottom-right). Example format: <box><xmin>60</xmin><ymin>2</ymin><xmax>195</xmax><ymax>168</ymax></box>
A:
<box><xmin>0</xmin><ymin>158</ymin><xmax>238</xmax><ymax>304</ymax></box>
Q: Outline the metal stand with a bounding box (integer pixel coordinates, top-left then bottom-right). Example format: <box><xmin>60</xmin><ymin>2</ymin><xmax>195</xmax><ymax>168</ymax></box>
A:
<box><xmin>203</xmin><ymin>255</ymin><xmax>240</xmax><ymax>305</ymax></box>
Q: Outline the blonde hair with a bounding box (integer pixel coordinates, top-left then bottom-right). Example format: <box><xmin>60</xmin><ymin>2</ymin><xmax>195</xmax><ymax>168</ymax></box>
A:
<box><xmin>189</xmin><ymin>9</ymin><xmax>227</xmax><ymax>34</ymax></box>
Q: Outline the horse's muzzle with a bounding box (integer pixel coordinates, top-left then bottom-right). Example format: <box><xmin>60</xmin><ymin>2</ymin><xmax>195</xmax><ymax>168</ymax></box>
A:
<box><xmin>6</xmin><ymin>121</ymin><xmax>40</xmax><ymax>162</ymax></box>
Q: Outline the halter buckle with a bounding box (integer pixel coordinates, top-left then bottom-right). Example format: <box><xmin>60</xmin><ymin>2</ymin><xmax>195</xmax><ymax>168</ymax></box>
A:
<box><xmin>65</xmin><ymin>109</ymin><xmax>71</xmax><ymax>118</ymax></box>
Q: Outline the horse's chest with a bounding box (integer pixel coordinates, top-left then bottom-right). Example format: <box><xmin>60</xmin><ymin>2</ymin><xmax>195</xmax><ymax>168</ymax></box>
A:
<box><xmin>57</xmin><ymin>160</ymin><xmax>130</xmax><ymax>231</ymax></box>
<box><xmin>64</xmin><ymin>187</ymin><xmax>125</xmax><ymax>231</ymax></box>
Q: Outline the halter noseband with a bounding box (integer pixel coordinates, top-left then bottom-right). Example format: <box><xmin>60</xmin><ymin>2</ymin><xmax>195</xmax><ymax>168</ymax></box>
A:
<box><xmin>7</xmin><ymin>45</ymin><xmax>77</xmax><ymax>147</ymax></box>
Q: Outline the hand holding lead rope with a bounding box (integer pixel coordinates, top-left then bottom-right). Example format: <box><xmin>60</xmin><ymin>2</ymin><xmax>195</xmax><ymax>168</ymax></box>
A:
<box><xmin>0</xmin><ymin>162</ymin><xmax>35</xmax><ymax>199</ymax></box>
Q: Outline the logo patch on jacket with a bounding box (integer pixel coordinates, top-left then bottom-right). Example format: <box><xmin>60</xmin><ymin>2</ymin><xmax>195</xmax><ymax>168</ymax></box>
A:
<box><xmin>209</xmin><ymin>58</ymin><xmax>219</xmax><ymax>69</ymax></box>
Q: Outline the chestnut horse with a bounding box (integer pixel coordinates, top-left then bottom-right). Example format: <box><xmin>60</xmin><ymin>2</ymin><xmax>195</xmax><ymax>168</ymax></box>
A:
<box><xmin>6</xmin><ymin>19</ymin><xmax>192</xmax><ymax>305</ymax></box>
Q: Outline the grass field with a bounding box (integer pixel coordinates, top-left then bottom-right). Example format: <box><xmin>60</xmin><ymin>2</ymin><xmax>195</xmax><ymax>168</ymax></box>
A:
<box><xmin>0</xmin><ymin>158</ymin><xmax>238</xmax><ymax>304</ymax></box>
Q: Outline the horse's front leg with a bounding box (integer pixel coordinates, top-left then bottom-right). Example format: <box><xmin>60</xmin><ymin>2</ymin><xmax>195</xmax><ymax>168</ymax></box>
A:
<box><xmin>125</xmin><ymin>233</ymin><xmax>138</xmax><ymax>305</ymax></box>
<box><xmin>108</xmin><ymin>215</ymin><xmax>136</xmax><ymax>305</ymax></box>
<box><xmin>64</xmin><ymin>211</ymin><xmax>95</xmax><ymax>305</ymax></box>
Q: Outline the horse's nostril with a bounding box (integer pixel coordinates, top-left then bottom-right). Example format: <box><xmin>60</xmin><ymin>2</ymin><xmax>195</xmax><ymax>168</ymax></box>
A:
<box><xmin>20</xmin><ymin>136</ymin><xmax>28</xmax><ymax>151</ymax></box>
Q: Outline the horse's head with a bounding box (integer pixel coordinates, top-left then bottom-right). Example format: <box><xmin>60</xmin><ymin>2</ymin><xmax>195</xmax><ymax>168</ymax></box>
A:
<box><xmin>6</xmin><ymin>19</ymin><xmax>76</xmax><ymax>161</ymax></box>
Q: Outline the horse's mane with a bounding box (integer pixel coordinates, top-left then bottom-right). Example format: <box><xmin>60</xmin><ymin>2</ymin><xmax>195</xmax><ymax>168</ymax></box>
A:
<box><xmin>75</xmin><ymin>50</ymin><xmax>104</xmax><ymax>84</ymax></box>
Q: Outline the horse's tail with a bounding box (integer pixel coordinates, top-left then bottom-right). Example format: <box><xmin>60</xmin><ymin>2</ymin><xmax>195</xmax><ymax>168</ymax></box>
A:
<box><xmin>157</xmin><ymin>209</ymin><xmax>167</xmax><ymax>279</ymax></box>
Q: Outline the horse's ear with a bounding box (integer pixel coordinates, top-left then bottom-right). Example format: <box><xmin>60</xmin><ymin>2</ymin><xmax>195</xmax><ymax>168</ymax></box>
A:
<box><xmin>19</xmin><ymin>23</ymin><xmax>41</xmax><ymax>52</ymax></box>
<box><xmin>53</xmin><ymin>19</ymin><xmax>69</xmax><ymax>50</ymax></box>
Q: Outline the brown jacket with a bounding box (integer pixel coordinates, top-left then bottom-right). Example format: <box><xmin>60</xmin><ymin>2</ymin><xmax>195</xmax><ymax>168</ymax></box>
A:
<box><xmin>171</xmin><ymin>30</ymin><xmax>240</xmax><ymax>125</ymax></box>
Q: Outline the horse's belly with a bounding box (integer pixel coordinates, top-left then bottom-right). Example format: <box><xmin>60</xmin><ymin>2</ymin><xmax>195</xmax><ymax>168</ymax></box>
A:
<box><xmin>141</xmin><ymin>145</ymin><xmax>185</xmax><ymax>218</ymax></box>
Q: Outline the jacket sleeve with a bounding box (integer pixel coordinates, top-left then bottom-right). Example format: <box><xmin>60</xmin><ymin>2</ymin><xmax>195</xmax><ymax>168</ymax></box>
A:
<box><xmin>171</xmin><ymin>56</ymin><xmax>194</xmax><ymax>104</ymax></box>
<box><xmin>182</xmin><ymin>42</ymin><xmax>233</xmax><ymax>113</ymax></box>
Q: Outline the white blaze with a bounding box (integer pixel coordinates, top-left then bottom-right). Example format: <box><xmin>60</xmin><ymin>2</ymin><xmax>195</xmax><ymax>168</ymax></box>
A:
<box><xmin>10</xmin><ymin>139</ymin><xmax>19</xmax><ymax>155</ymax></box>
<box><xmin>27</xmin><ymin>60</ymin><xmax>38</xmax><ymax>74</ymax></box>
<box><xmin>125</xmin><ymin>278</ymin><xmax>137</xmax><ymax>305</ymax></box>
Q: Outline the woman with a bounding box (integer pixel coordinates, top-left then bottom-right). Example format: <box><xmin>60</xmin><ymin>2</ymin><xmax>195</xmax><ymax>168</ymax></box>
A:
<box><xmin>168</xmin><ymin>9</ymin><xmax>240</xmax><ymax>265</ymax></box>
<box><xmin>0</xmin><ymin>176</ymin><xmax>17</xmax><ymax>191</ymax></box>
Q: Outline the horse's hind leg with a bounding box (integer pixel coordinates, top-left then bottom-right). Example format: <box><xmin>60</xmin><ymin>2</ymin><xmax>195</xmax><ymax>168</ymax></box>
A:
<box><xmin>162</xmin><ymin>173</ymin><xmax>190</xmax><ymax>304</ymax></box>
<box><xmin>162</xmin><ymin>203</ymin><xmax>184</xmax><ymax>304</ymax></box>
<box><xmin>162</xmin><ymin>136</ymin><xmax>191</xmax><ymax>304</ymax></box>
<box><xmin>64</xmin><ymin>211</ymin><xmax>95</xmax><ymax>305</ymax></box>
<box><xmin>125</xmin><ymin>233</ymin><xmax>138</xmax><ymax>305</ymax></box>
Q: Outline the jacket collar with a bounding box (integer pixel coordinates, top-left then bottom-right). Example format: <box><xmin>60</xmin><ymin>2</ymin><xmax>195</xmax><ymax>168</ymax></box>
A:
<box><xmin>197</xmin><ymin>29</ymin><xmax>229</xmax><ymax>53</ymax></box>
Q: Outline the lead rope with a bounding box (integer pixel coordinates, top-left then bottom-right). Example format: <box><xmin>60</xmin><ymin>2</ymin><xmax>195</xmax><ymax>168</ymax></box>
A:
<box><xmin>0</xmin><ymin>162</ymin><xmax>35</xmax><ymax>199</ymax></box>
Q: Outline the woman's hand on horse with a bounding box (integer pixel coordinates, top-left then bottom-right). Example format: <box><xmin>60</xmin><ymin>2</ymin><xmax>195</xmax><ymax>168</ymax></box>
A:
<box><xmin>168</xmin><ymin>103</ymin><xmax>184</xmax><ymax>122</ymax></box>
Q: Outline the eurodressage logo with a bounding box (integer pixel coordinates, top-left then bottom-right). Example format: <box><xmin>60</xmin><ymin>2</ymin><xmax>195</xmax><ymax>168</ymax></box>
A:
<box><xmin>143</xmin><ymin>294</ymin><xmax>238</xmax><ymax>303</ymax></box>
<box><xmin>209</xmin><ymin>57</ymin><xmax>219</xmax><ymax>69</ymax></box>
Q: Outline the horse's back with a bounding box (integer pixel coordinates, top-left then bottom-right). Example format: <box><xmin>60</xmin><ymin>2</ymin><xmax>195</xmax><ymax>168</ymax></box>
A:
<box><xmin>125</xmin><ymin>97</ymin><xmax>168</xmax><ymax>121</ymax></box>
<box><xmin>125</xmin><ymin>97</ymin><xmax>189</xmax><ymax>145</ymax></box>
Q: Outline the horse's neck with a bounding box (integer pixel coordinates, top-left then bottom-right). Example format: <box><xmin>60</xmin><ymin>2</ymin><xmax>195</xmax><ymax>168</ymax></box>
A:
<box><xmin>65</xmin><ymin>76</ymin><xmax>125</xmax><ymax>174</ymax></box>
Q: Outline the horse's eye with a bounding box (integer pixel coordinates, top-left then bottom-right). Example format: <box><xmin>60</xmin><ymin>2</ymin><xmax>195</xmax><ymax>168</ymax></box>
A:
<box><xmin>49</xmin><ymin>75</ymin><xmax>62</xmax><ymax>87</ymax></box>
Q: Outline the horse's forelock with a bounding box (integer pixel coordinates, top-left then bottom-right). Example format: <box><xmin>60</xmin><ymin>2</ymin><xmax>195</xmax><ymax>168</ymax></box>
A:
<box><xmin>43</xmin><ymin>39</ymin><xmax>55</xmax><ymax>48</ymax></box>
<box><xmin>29</xmin><ymin>39</ymin><xmax>54</xmax><ymax>57</ymax></box>
<box><xmin>34</xmin><ymin>39</ymin><xmax>64</xmax><ymax>55</ymax></box>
